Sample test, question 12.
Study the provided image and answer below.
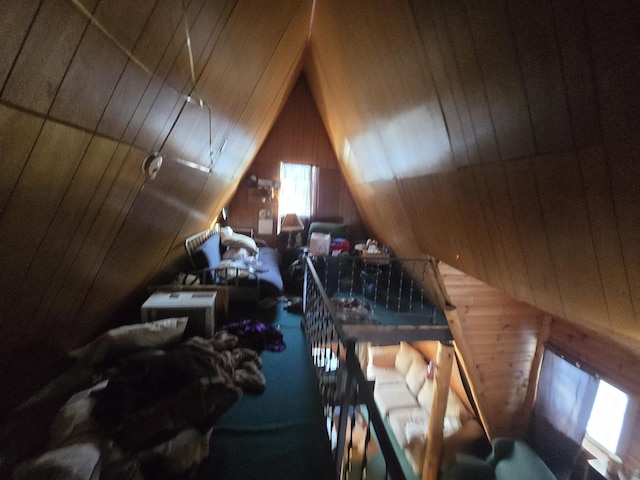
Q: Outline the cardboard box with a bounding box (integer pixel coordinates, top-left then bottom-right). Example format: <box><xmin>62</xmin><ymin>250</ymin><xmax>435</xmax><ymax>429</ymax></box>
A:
<box><xmin>309</xmin><ymin>232</ymin><xmax>331</xmax><ymax>256</ymax></box>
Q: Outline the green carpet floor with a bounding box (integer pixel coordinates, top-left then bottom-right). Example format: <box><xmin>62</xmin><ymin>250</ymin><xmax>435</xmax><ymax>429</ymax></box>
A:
<box><xmin>195</xmin><ymin>301</ymin><xmax>336</xmax><ymax>480</ymax></box>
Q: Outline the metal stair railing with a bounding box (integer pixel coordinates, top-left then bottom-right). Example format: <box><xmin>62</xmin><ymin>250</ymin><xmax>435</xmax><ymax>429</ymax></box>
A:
<box><xmin>301</xmin><ymin>253</ymin><xmax>416</xmax><ymax>480</ymax></box>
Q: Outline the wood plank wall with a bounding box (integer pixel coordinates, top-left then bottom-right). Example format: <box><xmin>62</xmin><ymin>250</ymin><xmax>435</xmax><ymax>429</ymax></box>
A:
<box><xmin>305</xmin><ymin>0</ymin><xmax>640</xmax><ymax>351</ymax></box>
<box><xmin>0</xmin><ymin>0</ymin><xmax>311</xmax><ymax>410</ymax></box>
<box><xmin>441</xmin><ymin>261</ymin><xmax>640</xmax><ymax>472</ymax></box>
<box><xmin>439</xmin><ymin>262</ymin><xmax>545</xmax><ymax>439</ymax></box>
<box><xmin>225</xmin><ymin>75</ymin><xmax>367</xmax><ymax>247</ymax></box>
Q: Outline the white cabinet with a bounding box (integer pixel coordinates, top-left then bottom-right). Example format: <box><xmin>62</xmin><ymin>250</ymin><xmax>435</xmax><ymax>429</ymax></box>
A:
<box><xmin>141</xmin><ymin>291</ymin><xmax>217</xmax><ymax>338</ymax></box>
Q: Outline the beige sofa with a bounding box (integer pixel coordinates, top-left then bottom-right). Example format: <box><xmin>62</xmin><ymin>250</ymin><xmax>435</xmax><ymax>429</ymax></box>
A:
<box><xmin>366</xmin><ymin>341</ymin><xmax>479</xmax><ymax>475</ymax></box>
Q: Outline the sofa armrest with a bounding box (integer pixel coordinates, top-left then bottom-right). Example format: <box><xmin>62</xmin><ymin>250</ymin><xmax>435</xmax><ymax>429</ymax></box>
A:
<box><xmin>440</xmin><ymin>454</ymin><xmax>495</xmax><ymax>480</ymax></box>
<box><xmin>489</xmin><ymin>438</ymin><xmax>557</xmax><ymax>480</ymax></box>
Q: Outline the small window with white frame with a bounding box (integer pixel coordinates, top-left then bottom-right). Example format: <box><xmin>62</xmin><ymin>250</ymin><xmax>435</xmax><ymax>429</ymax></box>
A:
<box><xmin>583</xmin><ymin>378</ymin><xmax>638</xmax><ymax>463</ymax></box>
<box><xmin>278</xmin><ymin>162</ymin><xmax>318</xmax><ymax>231</ymax></box>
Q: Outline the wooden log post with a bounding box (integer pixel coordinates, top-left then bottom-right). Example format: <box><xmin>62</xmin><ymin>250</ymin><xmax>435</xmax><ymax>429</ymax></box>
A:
<box><xmin>521</xmin><ymin>314</ymin><xmax>552</xmax><ymax>431</ymax></box>
<box><xmin>444</xmin><ymin>307</ymin><xmax>492</xmax><ymax>439</ymax></box>
<box><xmin>422</xmin><ymin>341</ymin><xmax>454</xmax><ymax>480</ymax></box>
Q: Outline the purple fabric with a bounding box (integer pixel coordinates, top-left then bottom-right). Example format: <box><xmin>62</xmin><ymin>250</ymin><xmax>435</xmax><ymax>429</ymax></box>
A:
<box><xmin>224</xmin><ymin>320</ymin><xmax>286</xmax><ymax>352</ymax></box>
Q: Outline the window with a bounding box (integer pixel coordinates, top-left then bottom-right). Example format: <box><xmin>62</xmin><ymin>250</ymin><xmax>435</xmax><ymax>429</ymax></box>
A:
<box><xmin>584</xmin><ymin>379</ymin><xmax>631</xmax><ymax>456</ymax></box>
<box><xmin>278</xmin><ymin>162</ymin><xmax>317</xmax><ymax>230</ymax></box>
<box><xmin>532</xmin><ymin>348</ymin><xmax>638</xmax><ymax>472</ymax></box>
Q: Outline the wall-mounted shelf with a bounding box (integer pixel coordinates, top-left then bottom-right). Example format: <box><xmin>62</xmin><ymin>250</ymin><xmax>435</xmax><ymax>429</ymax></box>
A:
<box><xmin>248</xmin><ymin>176</ymin><xmax>279</xmax><ymax>203</ymax></box>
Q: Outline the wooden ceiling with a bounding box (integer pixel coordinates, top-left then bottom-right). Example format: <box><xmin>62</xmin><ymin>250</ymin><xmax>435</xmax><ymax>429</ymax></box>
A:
<box><xmin>306</xmin><ymin>0</ymin><xmax>640</xmax><ymax>352</ymax></box>
<box><xmin>1</xmin><ymin>0</ymin><xmax>639</xmax><ymax>406</ymax></box>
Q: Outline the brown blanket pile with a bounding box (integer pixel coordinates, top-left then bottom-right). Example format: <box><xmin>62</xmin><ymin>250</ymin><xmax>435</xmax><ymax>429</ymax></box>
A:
<box><xmin>5</xmin><ymin>323</ymin><xmax>265</xmax><ymax>480</ymax></box>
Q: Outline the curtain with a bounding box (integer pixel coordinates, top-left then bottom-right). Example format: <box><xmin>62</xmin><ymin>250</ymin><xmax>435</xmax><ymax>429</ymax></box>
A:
<box><xmin>526</xmin><ymin>349</ymin><xmax>599</xmax><ymax>480</ymax></box>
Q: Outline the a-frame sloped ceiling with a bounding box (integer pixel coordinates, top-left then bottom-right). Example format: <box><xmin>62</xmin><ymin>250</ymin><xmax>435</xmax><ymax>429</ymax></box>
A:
<box><xmin>305</xmin><ymin>0</ymin><xmax>640</xmax><ymax>353</ymax></box>
<box><xmin>0</xmin><ymin>0</ymin><xmax>312</xmax><ymax>406</ymax></box>
<box><xmin>1</xmin><ymin>0</ymin><xmax>640</xmax><ymax>412</ymax></box>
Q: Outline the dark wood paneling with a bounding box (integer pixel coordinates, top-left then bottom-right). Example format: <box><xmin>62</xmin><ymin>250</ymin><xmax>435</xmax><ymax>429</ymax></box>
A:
<box><xmin>309</xmin><ymin>0</ymin><xmax>640</xmax><ymax>354</ymax></box>
<box><xmin>504</xmin><ymin>159</ymin><xmax>565</xmax><ymax>316</ymax></box>
<box><xmin>585</xmin><ymin>0</ymin><xmax>640</xmax><ymax>144</ymax></box>
<box><xmin>7</xmin><ymin>135</ymin><xmax>120</xmax><ymax>342</ymax></box>
<box><xmin>509</xmin><ymin>0</ymin><xmax>573</xmax><ymax>153</ymax></box>
<box><xmin>532</xmin><ymin>152</ymin><xmax>609</xmax><ymax>326</ymax></box>
<box><xmin>0</xmin><ymin>0</ymin><xmax>41</xmax><ymax>87</ymax></box>
<box><xmin>0</xmin><ymin>0</ymin><xmax>311</xmax><ymax>411</ymax></box>
<box><xmin>0</xmin><ymin>3</ymin><xmax>639</xmax><ymax>471</ymax></box>
<box><xmin>411</xmin><ymin>0</ymin><xmax>473</xmax><ymax>169</ymax></box>
<box><xmin>49</xmin><ymin>24</ymin><xmax>130</xmax><ymax>130</ymax></box>
<box><xmin>0</xmin><ymin>121</ymin><xmax>92</xmax><ymax>321</ymax></box>
<box><xmin>607</xmin><ymin>141</ymin><xmax>640</xmax><ymax>333</ymax></box>
<box><xmin>1</xmin><ymin>0</ymin><xmax>92</xmax><ymax>114</ymax></box>
<box><xmin>31</xmin><ymin>143</ymin><xmax>132</xmax><ymax>332</ymax></box>
<box><xmin>0</xmin><ymin>106</ymin><xmax>45</xmax><ymax>213</ymax></box>
<box><xmin>579</xmin><ymin>146</ymin><xmax>635</xmax><ymax>333</ymax></box>
<box><xmin>551</xmin><ymin>0</ymin><xmax>601</xmax><ymax>148</ymax></box>
<box><xmin>447</xmin><ymin>0</ymin><xmax>509</xmax><ymax>162</ymax></box>
<box><xmin>458</xmin><ymin>1</ymin><xmax>534</xmax><ymax>161</ymax></box>
<box><xmin>480</xmin><ymin>163</ymin><xmax>535</xmax><ymax>305</ymax></box>
<box><xmin>226</xmin><ymin>75</ymin><xmax>365</xmax><ymax>245</ymax></box>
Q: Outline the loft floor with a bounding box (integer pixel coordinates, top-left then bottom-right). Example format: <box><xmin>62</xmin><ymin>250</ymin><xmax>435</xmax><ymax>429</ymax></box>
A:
<box><xmin>195</xmin><ymin>301</ymin><xmax>335</xmax><ymax>480</ymax></box>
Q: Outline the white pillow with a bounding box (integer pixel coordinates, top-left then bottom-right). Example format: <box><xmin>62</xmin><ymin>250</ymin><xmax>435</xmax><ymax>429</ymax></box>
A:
<box><xmin>443</xmin><ymin>415</ymin><xmax>462</xmax><ymax>436</ymax></box>
<box><xmin>417</xmin><ymin>379</ymin><xmax>469</xmax><ymax>421</ymax></box>
<box><xmin>222</xmin><ymin>246</ymin><xmax>250</xmax><ymax>260</ymax></box>
<box><xmin>405</xmin><ymin>357</ymin><xmax>429</xmax><ymax>395</ymax></box>
<box><xmin>394</xmin><ymin>341</ymin><xmax>420</xmax><ymax>375</ymax></box>
<box><xmin>417</xmin><ymin>378</ymin><xmax>436</xmax><ymax>411</ymax></box>
<box><xmin>218</xmin><ymin>225</ymin><xmax>258</xmax><ymax>254</ymax></box>
<box><xmin>69</xmin><ymin>317</ymin><xmax>188</xmax><ymax>367</ymax></box>
<box><xmin>219</xmin><ymin>226</ymin><xmax>235</xmax><ymax>242</ymax></box>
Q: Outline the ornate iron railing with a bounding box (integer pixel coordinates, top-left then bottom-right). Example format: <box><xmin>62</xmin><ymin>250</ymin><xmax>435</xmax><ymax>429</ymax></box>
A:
<box><xmin>301</xmin><ymin>254</ymin><xmax>453</xmax><ymax>479</ymax></box>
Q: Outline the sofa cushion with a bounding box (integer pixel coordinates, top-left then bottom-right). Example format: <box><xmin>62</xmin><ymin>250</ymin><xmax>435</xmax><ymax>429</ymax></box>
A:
<box><xmin>219</xmin><ymin>226</ymin><xmax>259</xmax><ymax>255</ymax></box>
<box><xmin>394</xmin><ymin>341</ymin><xmax>421</xmax><ymax>375</ymax></box>
<box><xmin>416</xmin><ymin>379</ymin><xmax>470</xmax><ymax>421</ymax></box>
<box><xmin>368</xmin><ymin>366</ymin><xmax>406</xmax><ymax>384</ymax></box>
<box><xmin>374</xmin><ymin>383</ymin><xmax>420</xmax><ymax>416</ymax></box>
<box><xmin>388</xmin><ymin>406</ymin><xmax>465</xmax><ymax>452</ymax></box>
<box><xmin>417</xmin><ymin>378</ymin><xmax>436</xmax><ymax>410</ymax></box>
<box><xmin>405</xmin><ymin>357</ymin><xmax>429</xmax><ymax>395</ymax></box>
<box><xmin>387</xmin><ymin>406</ymin><xmax>431</xmax><ymax>448</ymax></box>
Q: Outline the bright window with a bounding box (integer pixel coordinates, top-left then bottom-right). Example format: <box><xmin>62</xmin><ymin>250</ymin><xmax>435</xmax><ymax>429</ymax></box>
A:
<box><xmin>278</xmin><ymin>162</ymin><xmax>317</xmax><ymax>229</ymax></box>
<box><xmin>585</xmin><ymin>380</ymin><xmax>628</xmax><ymax>453</ymax></box>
